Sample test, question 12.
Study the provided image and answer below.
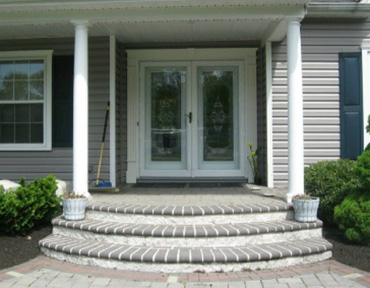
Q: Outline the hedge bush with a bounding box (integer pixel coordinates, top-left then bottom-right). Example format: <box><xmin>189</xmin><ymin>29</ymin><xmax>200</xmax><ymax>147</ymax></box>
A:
<box><xmin>304</xmin><ymin>159</ymin><xmax>360</xmax><ymax>225</ymax></box>
<box><xmin>356</xmin><ymin>150</ymin><xmax>370</xmax><ymax>189</ymax></box>
<box><xmin>0</xmin><ymin>175</ymin><xmax>61</xmax><ymax>235</ymax></box>
<box><xmin>334</xmin><ymin>191</ymin><xmax>370</xmax><ymax>245</ymax></box>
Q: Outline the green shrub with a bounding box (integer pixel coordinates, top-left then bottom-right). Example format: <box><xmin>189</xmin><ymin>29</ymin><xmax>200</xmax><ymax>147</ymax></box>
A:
<box><xmin>334</xmin><ymin>191</ymin><xmax>370</xmax><ymax>245</ymax></box>
<box><xmin>304</xmin><ymin>159</ymin><xmax>360</xmax><ymax>225</ymax></box>
<box><xmin>0</xmin><ymin>175</ymin><xmax>61</xmax><ymax>235</ymax></box>
<box><xmin>356</xmin><ymin>150</ymin><xmax>370</xmax><ymax>189</ymax></box>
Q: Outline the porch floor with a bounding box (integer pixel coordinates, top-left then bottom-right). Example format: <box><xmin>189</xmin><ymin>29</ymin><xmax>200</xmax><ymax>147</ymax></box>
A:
<box><xmin>89</xmin><ymin>184</ymin><xmax>288</xmax><ymax>206</ymax></box>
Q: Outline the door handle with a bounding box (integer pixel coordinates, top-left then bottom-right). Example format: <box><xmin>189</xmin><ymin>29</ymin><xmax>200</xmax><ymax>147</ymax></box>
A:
<box><xmin>185</xmin><ymin>112</ymin><xmax>192</xmax><ymax>124</ymax></box>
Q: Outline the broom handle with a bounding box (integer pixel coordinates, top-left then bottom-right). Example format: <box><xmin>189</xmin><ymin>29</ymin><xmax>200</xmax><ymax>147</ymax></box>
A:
<box><xmin>96</xmin><ymin>102</ymin><xmax>110</xmax><ymax>186</ymax></box>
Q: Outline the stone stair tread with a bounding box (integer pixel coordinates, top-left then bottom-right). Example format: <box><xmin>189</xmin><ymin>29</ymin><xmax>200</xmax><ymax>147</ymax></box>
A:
<box><xmin>39</xmin><ymin>235</ymin><xmax>332</xmax><ymax>264</ymax></box>
<box><xmin>52</xmin><ymin>217</ymin><xmax>322</xmax><ymax>238</ymax></box>
<box><xmin>87</xmin><ymin>202</ymin><xmax>292</xmax><ymax>216</ymax></box>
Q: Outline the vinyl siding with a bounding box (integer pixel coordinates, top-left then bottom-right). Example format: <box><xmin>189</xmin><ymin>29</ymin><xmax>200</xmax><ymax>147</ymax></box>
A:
<box><xmin>257</xmin><ymin>47</ymin><xmax>267</xmax><ymax>185</ymax></box>
<box><xmin>271</xmin><ymin>18</ymin><xmax>368</xmax><ymax>187</ymax></box>
<box><xmin>0</xmin><ymin>37</ymin><xmax>111</xmax><ymax>183</ymax></box>
<box><xmin>116</xmin><ymin>40</ymin><xmax>127</xmax><ymax>184</ymax></box>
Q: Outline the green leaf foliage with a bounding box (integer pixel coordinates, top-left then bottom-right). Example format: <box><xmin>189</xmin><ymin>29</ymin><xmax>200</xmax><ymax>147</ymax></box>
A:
<box><xmin>356</xmin><ymin>150</ymin><xmax>370</xmax><ymax>189</ymax></box>
<box><xmin>304</xmin><ymin>159</ymin><xmax>360</xmax><ymax>225</ymax></box>
<box><xmin>0</xmin><ymin>175</ymin><xmax>61</xmax><ymax>235</ymax></box>
<box><xmin>334</xmin><ymin>191</ymin><xmax>370</xmax><ymax>245</ymax></box>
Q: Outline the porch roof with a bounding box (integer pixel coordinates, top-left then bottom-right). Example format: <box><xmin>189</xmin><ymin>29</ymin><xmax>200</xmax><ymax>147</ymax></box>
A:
<box><xmin>0</xmin><ymin>0</ymin><xmax>308</xmax><ymax>43</ymax></box>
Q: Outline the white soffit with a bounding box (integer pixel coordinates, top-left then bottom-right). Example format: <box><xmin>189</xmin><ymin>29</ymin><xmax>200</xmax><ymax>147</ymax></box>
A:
<box><xmin>0</xmin><ymin>20</ymin><xmax>279</xmax><ymax>42</ymax></box>
<box><xmin>0</xmin><ymin>1</ymin><xmax>307</xmax><ymax>41</ymax></box>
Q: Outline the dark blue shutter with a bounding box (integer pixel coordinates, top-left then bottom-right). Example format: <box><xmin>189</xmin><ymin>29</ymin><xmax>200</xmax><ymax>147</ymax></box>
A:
<box><xmin>339</xmin><ymin>53</ymin><xmax>363</xmax><ymax>159</ymax></box>
<box><xmin>52</xmin><ymin>55</ymin><xmax>74</xmax><ymax>147</ymax></box>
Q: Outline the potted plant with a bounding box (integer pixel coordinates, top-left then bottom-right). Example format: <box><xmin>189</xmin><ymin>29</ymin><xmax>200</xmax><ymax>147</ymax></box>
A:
<box><xmin>292</xmin><ymin>194</ymin><xmax>320</xmax><ymax>223</ymax></box>
<box><xmin>62</xmin><ymin>191</ymin><xmax>88</xmax><ymax>221</ymax></box>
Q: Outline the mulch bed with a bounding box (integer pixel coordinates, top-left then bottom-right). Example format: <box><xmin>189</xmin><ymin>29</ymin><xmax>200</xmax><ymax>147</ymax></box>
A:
<box><xmin>323</xmin><ymin>227</ymin><xmax>370</xmax><ymax>273</ymax></box>
<box><xmin>0</xmin><ymin>224</ymin><xmax>369</xmax><ymax>273</ymax></box>
<box><xmin>0</xmin><ymin>224</ymin><xmax>52</xmax><ymax>270</ymax></box>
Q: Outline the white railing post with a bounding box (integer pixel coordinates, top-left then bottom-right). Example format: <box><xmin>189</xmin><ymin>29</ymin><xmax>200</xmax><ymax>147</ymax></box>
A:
<box><xmin>72</xmin><ymin>20</ymin><xmax>90</xmax><ymax>198</ymax></box>
<box><xmin>286</xmin><ymin>17</ymin><xmax>304</xmax><ymax>203</ymax></box>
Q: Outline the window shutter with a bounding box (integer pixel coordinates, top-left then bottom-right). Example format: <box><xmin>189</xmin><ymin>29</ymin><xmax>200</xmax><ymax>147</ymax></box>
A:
<box><xmin>52</xmin><ymin>55</ymin><xmax>74</xmax><ymax>147</ymax></box>
<box><xmin>339</xmin><ymin>53</ymin><xmax>363</xmax><ymax>159</ymax></box>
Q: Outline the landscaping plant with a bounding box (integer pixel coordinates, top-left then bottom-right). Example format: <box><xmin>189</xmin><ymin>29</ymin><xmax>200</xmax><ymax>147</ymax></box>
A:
<box><xmin>334</xmin><ymin>150</ymin><xmax>370</xmax><ymax>245</ymax></box>
<box><xmin>0</xmin><ymin>175</ymin><xmax>61</xmax><ymax>235</ymax></box>
<box><xmin>334</xmin><ymin>191</ymin><xmax>370</xmax><ymax>246</ymax></box>
<box><xmin>304</xmin><ymin>159</ymin><xmax>360</xmax><ymax>225</ymax></box>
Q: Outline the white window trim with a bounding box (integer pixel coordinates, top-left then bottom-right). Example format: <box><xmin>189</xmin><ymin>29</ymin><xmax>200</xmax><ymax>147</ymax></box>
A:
<box><xmin>0</xmin><ymin>50</ymin><xmax>53</xmax><ymax>151</ymax></box>
<box><xmin>361</xmin><ymin>47</ymin><xmax>370</xmax><ymax>148</ymax></box>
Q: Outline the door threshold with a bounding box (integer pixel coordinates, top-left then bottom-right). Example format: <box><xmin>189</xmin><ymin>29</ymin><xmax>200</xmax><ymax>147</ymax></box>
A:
<box><xmin>136</xmin><ymin>177</ymin><xmax>248</xmax><ymax>184</ymax></box>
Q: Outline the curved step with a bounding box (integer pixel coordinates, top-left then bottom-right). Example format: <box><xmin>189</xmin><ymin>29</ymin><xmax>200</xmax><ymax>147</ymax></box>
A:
<box><xmin>87</xmin><ymin>203</ymin><xmax>292</xmax><ymax>216</ymax></box>
<box><xmin>39</xmin><ymin>235</ymin><xmax>332</xmax><ymax>273</ymax></box>
<box><xmin>53</xmin><ymin>217</ymin><xmax>321</xmax><ymax>237</ymax></box>
<box><xmin>52</xmin><ymin>218</ymin><xmax>323</xmax><ymax>246</ymax></box>
<box><xmin>86</xmin><ymin>203</ymin><xmax>294</xmax><ymax>225</ymax></box>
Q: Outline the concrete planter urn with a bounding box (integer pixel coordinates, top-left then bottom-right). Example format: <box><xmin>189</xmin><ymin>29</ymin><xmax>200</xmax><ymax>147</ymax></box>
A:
<box><xmin>62</xmin><ymin>194</ymin><xmax>88</xmax><ymax>221</ymax></box>
<box><xmin>292</xmin><ymin>195</ymin><xmax>320</xmax><ymax>223</ymax></box>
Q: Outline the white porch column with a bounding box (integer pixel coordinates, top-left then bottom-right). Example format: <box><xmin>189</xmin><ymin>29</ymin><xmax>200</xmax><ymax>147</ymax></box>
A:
<box><xmin>72</xmin><ymin>20</ymin><xmax>90</xmax><ymax>198</ymax></box>
<box><xmin>286</xmin><ymin>17</ymin><xmax>304</xmax><ymax>203</ymax></box>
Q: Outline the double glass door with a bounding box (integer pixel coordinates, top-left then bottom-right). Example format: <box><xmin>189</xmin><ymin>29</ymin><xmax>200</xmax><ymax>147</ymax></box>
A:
<box><xmin>140</xmin><ymin>61</ymin><xmax>244</xmax><ymax>178</ymax></box>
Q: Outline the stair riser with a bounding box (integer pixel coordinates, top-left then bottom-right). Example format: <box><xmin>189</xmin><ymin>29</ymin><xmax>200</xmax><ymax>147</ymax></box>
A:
<box><xmin>53</xmin><ymin>226</ymin><xmax>323</xmax><ymax>247</ymax></box>
<box><xmin>86</xmin><ymin>210</ymin><xmax>294</xmax><ymax>225</ymax></box>
<box><xmin>40</xmin><ymin>247</ymin><xmax>332</xmax><ymax>273</ymax></box>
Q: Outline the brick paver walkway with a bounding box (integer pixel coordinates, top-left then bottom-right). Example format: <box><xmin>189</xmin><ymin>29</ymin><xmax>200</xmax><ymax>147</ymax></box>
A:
<box><xmin>0</xmin><ymin>256</ymin><xmax>369</xmax><ymax>287</ymax></box>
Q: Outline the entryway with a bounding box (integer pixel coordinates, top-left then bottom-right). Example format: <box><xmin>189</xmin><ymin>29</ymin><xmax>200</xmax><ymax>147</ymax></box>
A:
<box><xmin>139</xmin><ymin>61</ymin><xmax>245</xmax><ymax>179</ymax></box>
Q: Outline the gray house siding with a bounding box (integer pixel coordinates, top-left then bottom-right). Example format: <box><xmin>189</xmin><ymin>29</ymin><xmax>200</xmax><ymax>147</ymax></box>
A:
<box><xmin>116</xmin><ymin>40</ymin><xmax>127</xmax><ymax>184</ymax></box>
<box><xmin>271</xmin><ymin>19</ymin><xmax>368</xmax><ymax>187</ymax></box>
<box><xmin>0</xmin><ymin>37</ymin><xmax>111</xmax><ymax>183</ymax></box>
<box><xmin>257</xmin><ymin>46</ymin><xmax>267</xmax><ymax>185</ymax></box>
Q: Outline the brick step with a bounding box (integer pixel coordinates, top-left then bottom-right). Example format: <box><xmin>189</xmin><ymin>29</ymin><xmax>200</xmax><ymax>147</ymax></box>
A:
<box><xmin>52</xmin><ymin>217</ymin><xmax>323</xmax><ymax>246</ymax></box>
<box><xmin>39</xmin><ymin>235</ymin><xmax>332</xmax><ymax>273</ymax></box>
<box><xmin>87</xmin><ymin>203</ymin><xmax>292</xmax><ymax>216</ymax></box>
<box><xmin>86</xmin><ymin>203</ymin><xmax>294</xmax><ymax>225</ymax></box>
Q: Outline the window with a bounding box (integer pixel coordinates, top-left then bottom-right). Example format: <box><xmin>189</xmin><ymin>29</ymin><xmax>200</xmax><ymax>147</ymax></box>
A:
<box><xmin>0</xmin><ymin>51</ymin><xmax>52</xmax><ymax>150</ymax></box>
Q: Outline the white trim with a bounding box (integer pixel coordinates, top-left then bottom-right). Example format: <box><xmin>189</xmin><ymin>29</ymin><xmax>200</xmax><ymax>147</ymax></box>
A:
<box><xmin>126</xmin><ymin>48</ymin><xmax>257</xmax><ymax>183</ymax></box>
<box><xmin>0</xmin><ymin>50</ymin><xmax>53</xmax><ymax>151</ymax></box>
<box><xmin>109</xmin><ymin>35</ymin><xmax>116</xmax><ymax>187</ymax></box>
<box><xmin>361</xmin><ymin>47</ymin><xmax>370</xmax><ymax>149</ymax></box>
<box><xmin>265</xmin><ymin>42</ymin><xmax>274</xmax><ymax>188</ymax></box>
<box><xmin>126</xmin><ymin>57</ymin><xmax>139</xmax><ymax>183</ymax></box>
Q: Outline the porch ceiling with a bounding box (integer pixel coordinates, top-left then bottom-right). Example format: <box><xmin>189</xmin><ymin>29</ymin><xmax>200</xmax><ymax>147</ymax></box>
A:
<box><xmin>0</xmin><ymin>20</ymin><xmax>281</xmax><ymax>43</ymax></box>
<box><xmin>0</xmin><ymin>1</ymin><xmax>307</xmax><ymax>42</ymax></box>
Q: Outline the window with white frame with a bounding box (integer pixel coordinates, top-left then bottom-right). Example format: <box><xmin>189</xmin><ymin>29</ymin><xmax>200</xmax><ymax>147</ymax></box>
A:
<box><xmin>0</xmin><ymin>51</ymin><xmax>52</xmax><ymax>150</ymax></box>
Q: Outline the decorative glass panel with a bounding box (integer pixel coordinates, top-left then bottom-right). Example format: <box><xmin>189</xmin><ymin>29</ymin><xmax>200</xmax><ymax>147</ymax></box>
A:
<box><xmin>201</xmin><ymin>70</ymin><xmax>234</xmax><ymax>161</ymax></box>
<box><xmin>150</xmin><ymin>70</ymin><xmax>183</xmax><ymax>162</ymax></box>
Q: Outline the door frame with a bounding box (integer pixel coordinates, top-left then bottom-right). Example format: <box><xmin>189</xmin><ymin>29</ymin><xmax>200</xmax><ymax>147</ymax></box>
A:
<box><xmin>126</xmin><ymin>48</ymin><xmax>258</xmax><ymax>183</ymax></box>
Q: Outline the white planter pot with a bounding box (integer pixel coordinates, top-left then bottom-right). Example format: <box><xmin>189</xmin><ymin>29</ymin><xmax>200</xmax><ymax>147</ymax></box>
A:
<box><xmin>292</xmin><ymin>197</ymin><xmax>320</xmax><ymax>223</ymax></box>
<box><xmin>62</xmin><ymin>198</ymin><xmax>88</xmax><ymax>221</ymax></box>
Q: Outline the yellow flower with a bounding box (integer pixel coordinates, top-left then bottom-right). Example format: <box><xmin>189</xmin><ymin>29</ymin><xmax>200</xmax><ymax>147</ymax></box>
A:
<box><xmin>251</xmin><ymin>151</ymin><xmax>256</xmax><ymax>157</ymax></box>
<box><xmin>248</xmin><ymin>142</ymin><xmax>253</xmax><ymax>148</ymax></box>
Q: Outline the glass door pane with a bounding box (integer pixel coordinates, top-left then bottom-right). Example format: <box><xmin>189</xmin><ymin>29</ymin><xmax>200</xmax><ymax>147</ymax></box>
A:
<box><xmin>197</xmin><ymin>66</ymin><xmax>240</xmax><ymax>170</ymax></box>
<box><xmin>145</xmin><ymin>66</ymin><xmax>188</xmax><ymax>170</ymax></box>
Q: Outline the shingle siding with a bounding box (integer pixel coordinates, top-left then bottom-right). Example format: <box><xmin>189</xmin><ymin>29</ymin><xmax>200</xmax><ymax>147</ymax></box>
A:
<box><xmin>272</xmin><ymin>18</ymin><xmax>368</xmax><ymax>187</ymax></box>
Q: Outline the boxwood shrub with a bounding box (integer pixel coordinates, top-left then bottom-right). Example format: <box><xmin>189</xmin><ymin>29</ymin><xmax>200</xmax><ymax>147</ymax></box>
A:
<box><xmin>0</xmin><ymin>175</ymin><xmax>61</xmax><ymax>235</ymax></box>
<box><xmin>334</xmin><ymin>191</ymin><xmax>370</xmax><ymax>245</ymax></box>
<box><xmin>304</xmin><ymin>159</ymin><xmax>360</xmax><ymax>225</ymax></box>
